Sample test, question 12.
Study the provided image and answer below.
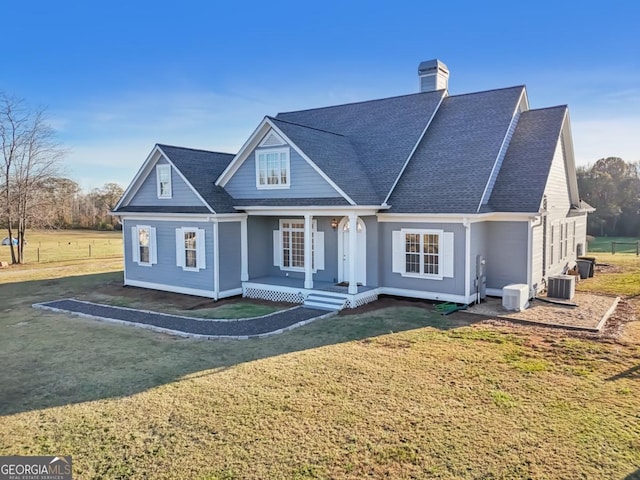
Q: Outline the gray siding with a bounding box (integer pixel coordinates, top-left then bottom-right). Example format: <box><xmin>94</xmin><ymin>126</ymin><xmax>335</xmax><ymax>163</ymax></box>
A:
<box><xmin>542</xmin><ymin>137</ymin><xmax>578</xmax><ymax>278</ymax></box>
<box><xmin>224</xmin><ymin>142</ymin><xmax>341</xmax><ymax>199</ymax></box>
<box><xmin>123</xmin><ymin>218</ymin><xmax>214</xmax><ymax>292</ymax></box>
<box><xmin>484</xmin><ymin>221</ymin><xmax>528</xmax><ymax>290</ymax></box>
<box><xmin>379</xmin><ymin>222</ymin><xmax>466</xmax><ymax>295</ymax></box>
<box><xmin>218</xmin><ymin>222</ymin><xmax>242</xmax><ymax>292</ymax></box>
<box><xmin>129</xmin><ymin>158</ymin><xmax>206</xmax><ymax>207</ymax></box>
<box><xmin>247</xmin><ymin>215</ymin><xmax>340</xmax><ymax>284</ymax></box>
<box><xmin>470</xmin><ymin>222</ymin><xmax>487</xmax><ymax>289</ymax></box>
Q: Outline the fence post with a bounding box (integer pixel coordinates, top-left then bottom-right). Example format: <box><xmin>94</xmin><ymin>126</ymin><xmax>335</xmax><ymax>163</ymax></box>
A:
<box><xmin>637</xmin><ymin>242</ymin><xmax>639</xmax><ymax>256</ymax></box>
<box><xmin>612</xmin><ymin>242</ymin><xmax>616</xmax><ymax>254</ymax></box>
<box><xmin>89</xmin><ymin>244</ymin><xmax>92</xmax><ymax>257</ymax></box>
<box><xmin>37</xmin><ymin>248</ymin><xmax>40</xmax><ymax>263</ymax></box>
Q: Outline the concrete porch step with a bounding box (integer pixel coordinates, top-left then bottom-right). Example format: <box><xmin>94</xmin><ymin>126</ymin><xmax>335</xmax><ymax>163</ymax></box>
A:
<box><xmin>303</xmin><ymin>292</ymin><xmax>348</xmax><ymax>311</ymax></box>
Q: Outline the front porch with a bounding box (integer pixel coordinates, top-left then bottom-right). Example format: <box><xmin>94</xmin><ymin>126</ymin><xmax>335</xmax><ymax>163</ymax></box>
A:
<box><xmin>243</xmin><ymin>275</ymin><xmax>379</xmax><ymax>309</ymax></box>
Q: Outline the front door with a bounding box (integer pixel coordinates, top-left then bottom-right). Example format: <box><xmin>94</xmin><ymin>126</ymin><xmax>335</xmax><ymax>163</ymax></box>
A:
<box><xmin>339</xmin><ymin>217</ymin><xmax>366</xmax><ymax>286</ymax></box>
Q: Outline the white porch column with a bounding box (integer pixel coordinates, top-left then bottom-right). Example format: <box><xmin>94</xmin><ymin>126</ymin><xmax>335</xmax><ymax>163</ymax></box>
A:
<box><xmin>348</xmin><ymin>212</ymin><xmax>358</xmax><ymax>294</ymax></box>
<box><xmin>240</xmin><ymin>216</ymin><xmax>249</xmax><ymax>282</ymax></box>
<box><xmin>304</xmin><ymin>214</ymin><xmax>313</xmax><ymax>289</ymax></box>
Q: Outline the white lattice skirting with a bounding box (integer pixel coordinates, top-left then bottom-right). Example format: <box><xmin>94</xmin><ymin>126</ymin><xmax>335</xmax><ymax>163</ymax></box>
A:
<box><xmin>243</xmin><ymin>286</ymin><xmax>305</xmax><ymax>304</ymax></box>
<box><xmin>243</xmin><ymin>283</ymin><xmax>379</xmax><ymax>309</ymax></box>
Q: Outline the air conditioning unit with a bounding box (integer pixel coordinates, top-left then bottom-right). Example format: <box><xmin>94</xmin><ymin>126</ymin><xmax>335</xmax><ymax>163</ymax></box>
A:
<box><xmin>547</xmin><ymin>275</ymin><xmax>575</xmax><ymax>300</ymax></box>
<box><xmin>502</xmin><ymin>284</ymin><xmax>529</xmax><ymax>311</ymax></box>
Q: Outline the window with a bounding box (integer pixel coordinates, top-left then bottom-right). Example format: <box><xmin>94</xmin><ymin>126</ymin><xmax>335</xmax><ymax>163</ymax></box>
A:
<box><xmin>273</xmin><ymin>219</ymin><xmax>324</xmax><ymax>272</ymax></box>
<box><xmin>175</xmin><ymin>227</ymin><xmax>206</xmax><ymax>271</ymax></box>
<box><xmin>156</xmin><ymin>164</ymin><xmax>172</xmax><ymax>198</ymax></box>
<box><xmin>404</xmin><ymin>232</ymin><xmax>440</xmax><ymax>276</ymax></box>
<box><xmin>131</xmin><ymin>225</ymin><xmax>157</xmax><ymax>266</ymax></box>
<box><xmin>392</xmin><ymin>229</ymin><xmax>454</xmax><ymax>279</ymax></box>
<box><xmin>572</xmin><ymin>221</ymin><xmax>576</xmax><ymax>254</ymax></box>
<box><xmin>550</xmin><ymin>225</ymin><xmax>555</xmax><ymax>265</ymax></box>
<box><xmin>563</xmin><ymin>223</ymin><xmax>569</xmax><ymax>259</ymax></box>
<box><xmin>256</xmin><ymin>147</ymin><xmax>290</xmax><ymax>189</ymax></box>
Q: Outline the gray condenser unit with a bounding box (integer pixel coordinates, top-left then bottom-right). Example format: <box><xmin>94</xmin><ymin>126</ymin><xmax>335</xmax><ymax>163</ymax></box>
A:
<box><xmin>547</xmin><ymin>275</ymin><xmax>576</xmax><ymax>300</ymax></box>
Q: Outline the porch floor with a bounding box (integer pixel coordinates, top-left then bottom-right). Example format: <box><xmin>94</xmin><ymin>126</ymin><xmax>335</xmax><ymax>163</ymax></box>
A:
<box><xmin>247</xmin><ymin>275</ymin><xmax>377</xmax><ymax>294</ymax></box>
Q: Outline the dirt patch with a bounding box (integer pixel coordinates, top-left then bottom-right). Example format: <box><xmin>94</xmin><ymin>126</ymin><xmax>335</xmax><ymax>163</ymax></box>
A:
<box><xmin>79</xmin><ymin>281</ymin><xmax>296</xmax><ymax>311</ymax></box>
<box><xmin>595</xmin><ymin>263</ymin><xmax>623</xmax><ymax>274</ymax></box>
<box><xmin>466</xmin><ymin>293</ymin><xmax>618</xmax><ymax>331</ymax></box>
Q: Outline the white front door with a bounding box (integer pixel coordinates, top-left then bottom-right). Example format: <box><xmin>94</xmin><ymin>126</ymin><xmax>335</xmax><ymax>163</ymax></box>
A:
<box><xmin>339</xmin><ymin>217</ymin><xmax>366</xmax><ymax>285</ymax></box>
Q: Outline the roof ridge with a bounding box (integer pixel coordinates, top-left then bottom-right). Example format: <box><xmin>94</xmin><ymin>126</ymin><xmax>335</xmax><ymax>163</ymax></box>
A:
<box><xmin>447</xmin><ymin>85</ymin><xmax>525</xmax><ymax>99</ymax></box>
<box><xmin>269</xmin><ymin>116</ymin><xmax>345</xmax><ymax>137</ymax></box>
<box><xmin>157</xmin><ymin>143</ymin><xmax>235</xmax><ymax>156</ymax></box>
<box><xmin>277</xmin><ymin>89</ymin><xmax>446</xmax><ymax>116</ymax></box>
<box><xmin>522</xmin><ymin>105</ymin><xmax>568</xmax><ymax>113</ymax></box>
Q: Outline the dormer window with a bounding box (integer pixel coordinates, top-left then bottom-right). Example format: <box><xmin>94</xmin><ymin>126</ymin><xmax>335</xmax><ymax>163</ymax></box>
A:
<box><xmin>256</xmin><ymin>147</ymin><xmax>290</xmax><ymax>189</ymax></box>
<box><xmin>156</xmin><ymin>164</ymin><xmax>172</xmax><ymax>198</ymax></box>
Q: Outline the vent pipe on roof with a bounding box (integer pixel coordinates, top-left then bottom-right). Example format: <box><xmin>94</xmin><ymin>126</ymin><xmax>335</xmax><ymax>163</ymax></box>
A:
<box><xmin>418</xmin><ymin>59</ymin><xmax>449</xmax><ymax>92</ymax></box>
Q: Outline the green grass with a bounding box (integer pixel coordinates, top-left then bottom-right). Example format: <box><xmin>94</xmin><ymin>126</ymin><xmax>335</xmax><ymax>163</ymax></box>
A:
<box><xmin>587</xmin><ymin>236</ymin><xmax>640</xmax><ymax>253</ymax></box>
<box><xmin>0</xmin><ymin>229</ymin><xmax>123</xmax><ymax>265</ymax></box>
<box><xmin>577</xmin><ymin>252</ymin><xmax>640</xmax><ymax>296</ymax></box>
<box><xmin>1</xmin><ymin>255</ymin><xmax>640</xmax><ymax>478</ymax></box>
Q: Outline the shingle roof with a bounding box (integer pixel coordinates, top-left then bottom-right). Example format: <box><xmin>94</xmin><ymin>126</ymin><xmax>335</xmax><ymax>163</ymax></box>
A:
<box><xmin>268</xmin><ymin>117</ymin><xmax>378</xmax><ymax>204</ymax></box>
<box><xmin>276</xmin><ymin>90</ymin><xmax>445</xmax><ymax>203</ymax></box>
<box><xmin>158</xmin><ymin>144</ymin><xmax>237</xmax><ymax>214</ymax></box>
<box><xmin>488</xmin><ymin>106</ymin><xmax>567</xmax><ymax>213</ymax></box>
<box><xmin>387</xmin><ymin>86</ymin><xmax>524</xmax><ymax>213</ymax></box>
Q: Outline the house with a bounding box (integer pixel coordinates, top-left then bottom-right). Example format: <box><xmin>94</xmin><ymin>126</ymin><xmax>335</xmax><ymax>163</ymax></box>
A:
<box><xmin>112</xmin><ymin>59</ymin><xmax>592</xmax><ymax>310</ymax></box>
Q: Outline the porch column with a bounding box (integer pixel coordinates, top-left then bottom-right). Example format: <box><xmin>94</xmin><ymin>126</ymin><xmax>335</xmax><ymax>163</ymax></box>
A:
<box><xmin>304</xmin><ymin>214</ymin><xmax>313</xmax><ymax>289</ymax></box>
<box><xmin>240</xmin><ymin>216</ymin><xmax>248</xmax><ymax>282</ymax></box>
<box><xmin>348</xmin><ymin>212</ymin><xmax>358</xmax><ymax>294</ymax></box>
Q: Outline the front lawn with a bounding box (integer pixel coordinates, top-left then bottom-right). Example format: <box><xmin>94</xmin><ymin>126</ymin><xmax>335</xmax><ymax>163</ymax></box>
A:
<box><xmin>0</xmin><ymin>259</ymin><xmax>639</xmax><ymax>478</ymax></box>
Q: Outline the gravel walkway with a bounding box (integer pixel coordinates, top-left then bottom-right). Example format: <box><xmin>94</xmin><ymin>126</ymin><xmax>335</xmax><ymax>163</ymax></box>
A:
<box><xmin>33</xmin><ymin>299</ymin><xmax>333</xmax><ymax>339</ymax></box>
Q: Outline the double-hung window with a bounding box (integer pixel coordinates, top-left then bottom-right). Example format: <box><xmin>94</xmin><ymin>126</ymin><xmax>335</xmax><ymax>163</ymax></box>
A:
<box><xmin>256</xmin><ymin>147</ymin><xmax>290</xmax><ymax>189</ymax></box>
<box><xmin>175</xmin><ymin>227</ymin><xmax>206</xmax><ymax>271</ymax></box>
<box><xmin>131</xmin><ymin>225</ymin><xmax>157</xmax><ymax>266</ymax></box>
<box><xmin>156</xmin><ymin>164</ymin><xmax>172</xmax><ymax>198</ymax></box>
<box><xmin>392</xmin><ymin>229</ymin><xmax>453</xmax><ymax>279</ymax></box>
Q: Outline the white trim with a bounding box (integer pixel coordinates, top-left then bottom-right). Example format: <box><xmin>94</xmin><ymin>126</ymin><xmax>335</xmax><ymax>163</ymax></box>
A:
<box><xmin>560</xmin><ymin>111</ymin><xmax>581</xmax><ymax>206</ymax></box>
<box><xmin>156</xmin><ymin>146</ymin><xmax>216</xmax><ymax>213</ymax></box>
<box><xmin>383</xmin><ymin>89</ymin><xmax>447</xmax><ymax>205</ymax></box>
<box><xmin>399</xmin><ymin>228</ymin><xmax>444</xmax><ymax>280</ymax></box>
<box><xmin>255</xmin><ymin>146</ymin><xmax>291</xmax><ymax>190</ymax></box>
<box><xmin>213</xmin><ymin>221</ymin><xmax>220</xmax><ymax>300</ymax></box>
<box><xmin>379</xmin><ymin>287</ymin><xmax>469</xmax><ymax>305</ymax></box>
<box><xmin>156</xmin><ymin>164</ymin><xmax>172</xmax><ymax>199</ymax></box>
<box><xmin>216</xmin><ymin>117</ymin><xmax>356</xmax><ymax>205</ymax></box>
<box><xmin>219</xmin><ymin>287</ymin><xmax>243</xmax><ymax>299</ymax></box>
<box><xmin>377</xmin><ymin>212</ymin><xmax>538</xmax><ymax>223</ymax></box>
<box><xmin>278</xmin><ymin>218</ymin><xmax>318</xmax><ymax>274</ymax></box>
<box><xmin>132</xmin><ymin>224</ymin><xmax>155</xmax><ymax>267</ymax></box>
<box><xmin>477</xmin><ymin>88</ymin><xmax>525</xmax><ymax>212</ymax></box>
<box><xmin>304</xmin><ymin>214</ymin><xmax>313</xmax><ymax>289</ymax></box>
<box><xmin>259</xmin><ymin>130</ymin><xmax>285</xmax><ymax>147</ymax></box>
<box><xmin>238</xmin><ymin>206</ymin><xmax>384</xmax><ymax>216</ymax></box>
<box><xmin>121</xmin><ymin>223</ymin><xmax>127</xmax><ymax>280</ymax></box>
<box><xmin>114</xmin><ymin>145</ymin><xmax>215</xmax><ymax>213</ymax></box>
<box><xmin>267</xmin><ymin>120</ymin><xmax>357</xmax><ymax>205</ymax></box>
<box><xmin>337</xmin><ymin>216</ymin><xmax>367</xmax><ymax>286</ymax></box>
<box><xmin>124</xmin><ymin>279</ymin><xmax>215</xmax><ymax>298</ymax></box>
<box><xmin>112</xmin><ymin>213</ymin><xmax>247</xmax><ymax>222</ymax></box>
<box><xmin>176</xmin><ymin>227</ymin><xmax>206</xmax><ymax>272</ymax></box>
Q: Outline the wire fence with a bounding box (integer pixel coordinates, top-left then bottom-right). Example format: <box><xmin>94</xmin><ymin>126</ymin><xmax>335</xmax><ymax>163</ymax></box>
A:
<box><xmin>1</xmin><ymin>237</ymin><xmax>123</xmax><ymax>264</ymax></box>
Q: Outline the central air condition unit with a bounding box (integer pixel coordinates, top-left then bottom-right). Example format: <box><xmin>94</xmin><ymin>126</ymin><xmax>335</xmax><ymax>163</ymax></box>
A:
<box><xmin>547</xmin><ymin>275</ymin><xmax>575</xmax><ymax>300</ymax></box>
<box><xmin>502</xmin><ymin>284</ymin><xmax>529</xmax><ymax>311</ymax></box>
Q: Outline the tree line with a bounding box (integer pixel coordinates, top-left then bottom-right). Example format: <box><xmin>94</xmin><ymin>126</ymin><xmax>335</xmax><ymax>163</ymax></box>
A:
<box><xmin>1</xmin><ymin>93</ymin><xmax>123</xmax><ymax>264</ymax></box>
<box><xmin>577</xmin><ymin>157</ymin><xmax>640</xmax><ymax>237</ymax></box>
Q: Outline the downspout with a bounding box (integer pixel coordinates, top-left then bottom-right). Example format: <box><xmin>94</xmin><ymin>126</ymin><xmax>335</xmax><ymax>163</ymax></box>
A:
<box><xmin>528</xmin><ymin>216</ymin><xmax>542</xmax><ymax>298</ymax></box>
<box><xmin>213</xmin><ymin>220</ymin><xmax>220</xmax><ymax>301</ymax></box>
<box><xmin>463</xmin><ymin>218</ymin><xmax>471</xmax><ymax>303</ymax></box>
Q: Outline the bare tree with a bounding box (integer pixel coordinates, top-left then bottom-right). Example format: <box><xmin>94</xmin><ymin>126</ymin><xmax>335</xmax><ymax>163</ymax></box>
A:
<box><xmin>0</xmin><ymin>93</ymin><xmax>66</xmax><ymax>263</ymax></box>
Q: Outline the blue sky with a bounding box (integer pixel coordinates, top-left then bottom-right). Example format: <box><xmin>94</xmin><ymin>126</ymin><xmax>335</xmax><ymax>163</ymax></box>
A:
<box><xmin>3</xmin><ymin>0</ymin><xmax>639</xmax><ymax>190</ymax></box>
